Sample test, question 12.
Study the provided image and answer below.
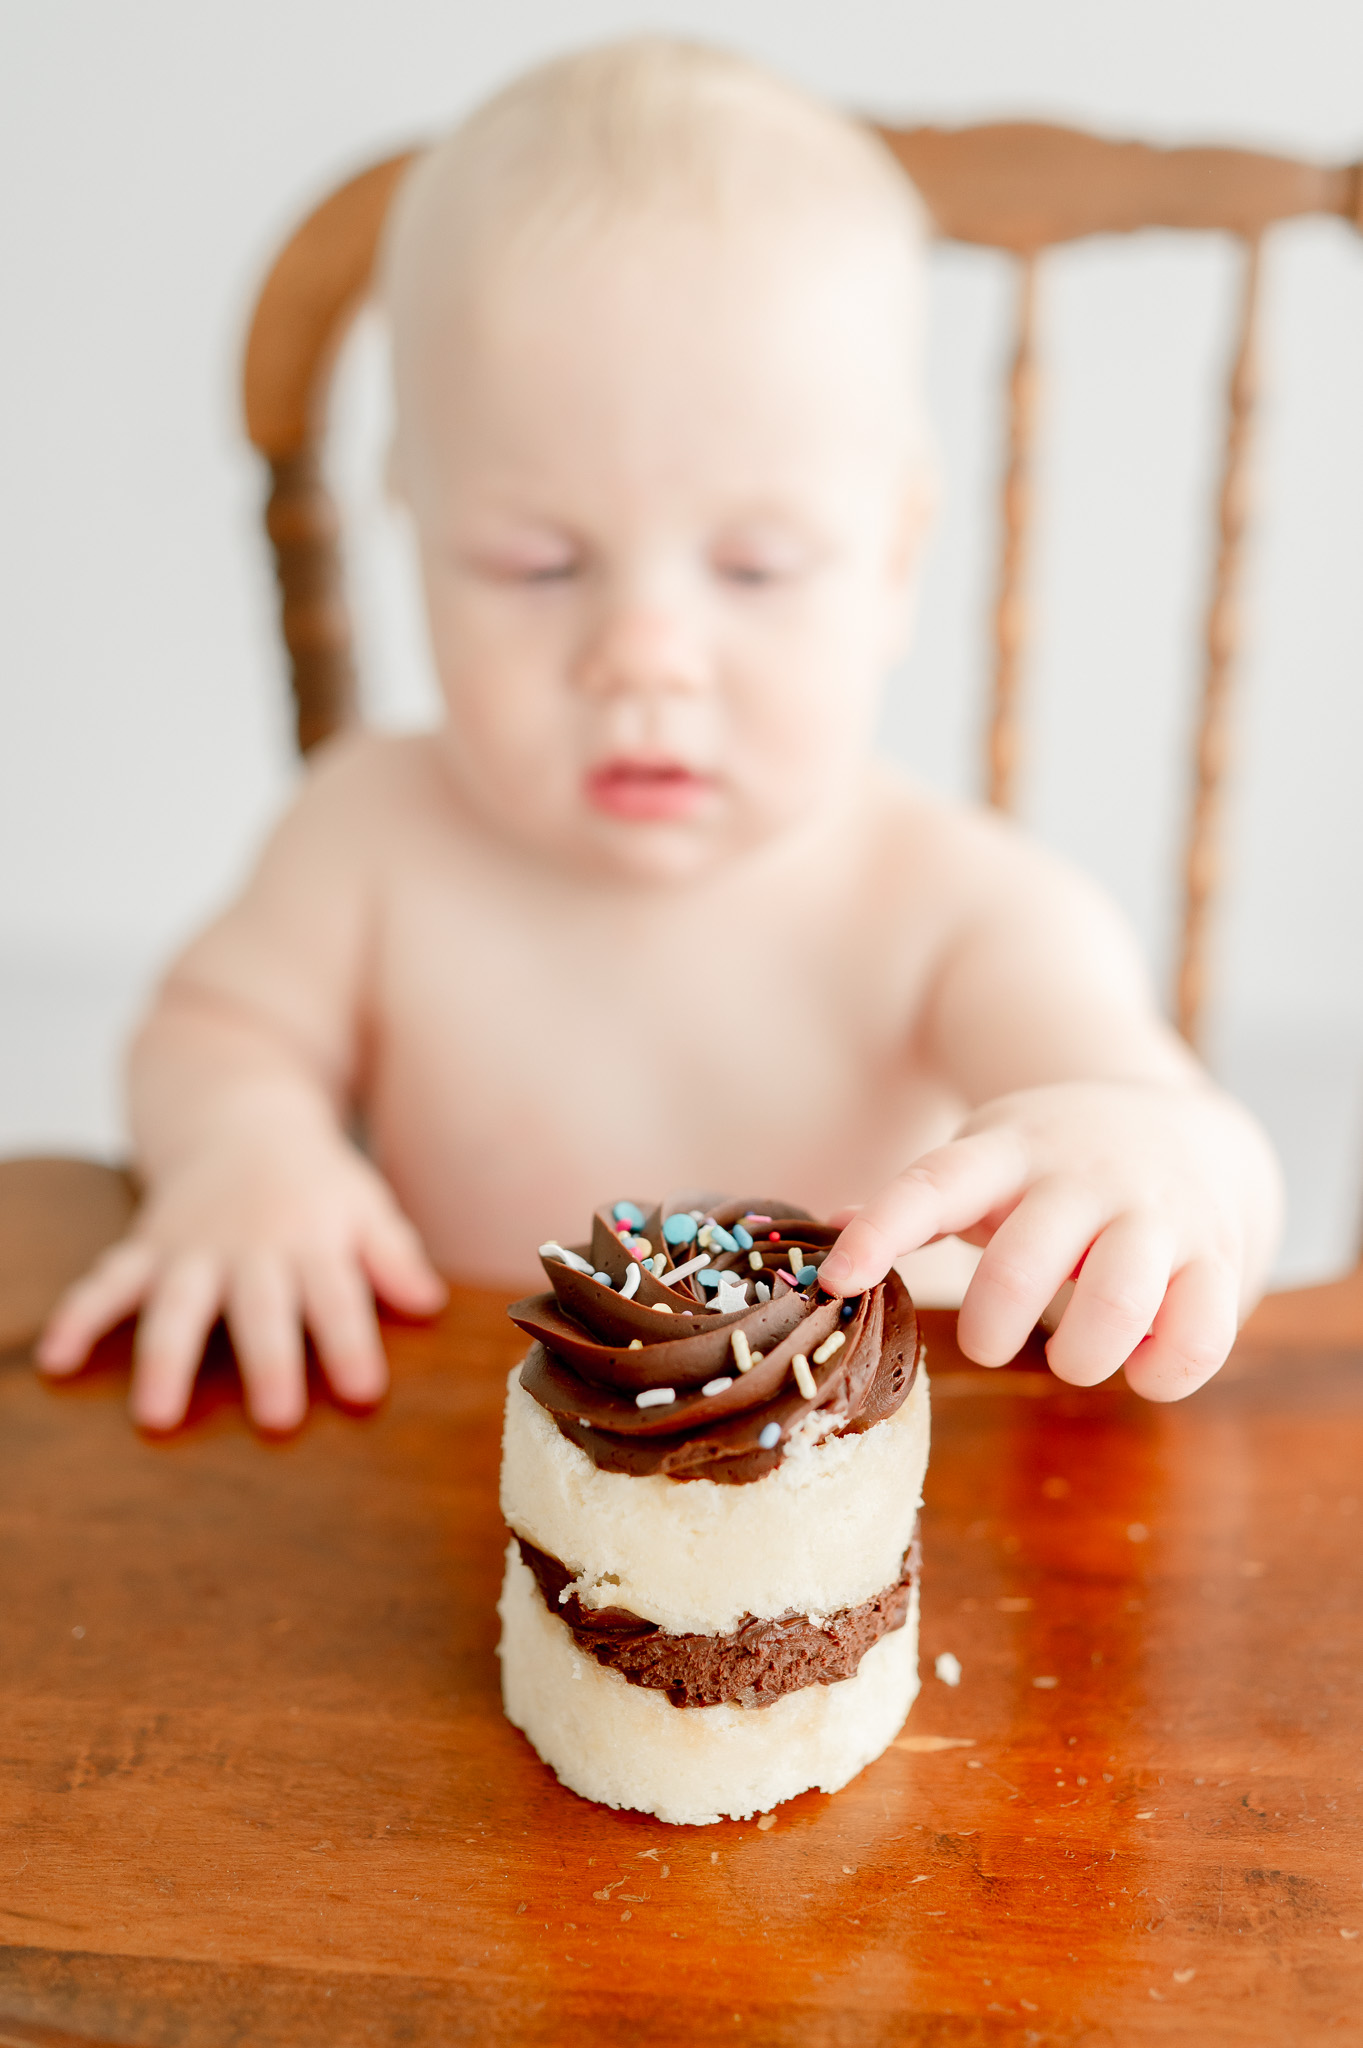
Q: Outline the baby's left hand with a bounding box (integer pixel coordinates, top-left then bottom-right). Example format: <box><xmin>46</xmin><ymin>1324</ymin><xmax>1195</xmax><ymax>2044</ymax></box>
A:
<box><xmin>818</xmin><ymin>1079</ymin><xmax>1283</xmax><ymax>1401</ymax></box>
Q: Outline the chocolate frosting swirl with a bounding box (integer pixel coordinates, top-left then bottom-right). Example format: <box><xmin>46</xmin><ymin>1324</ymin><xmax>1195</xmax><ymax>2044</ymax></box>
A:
<box><xmin>509</xmin><ymin>1196</ymin><xmax>919</xmax><ymax>1484</ymax></box>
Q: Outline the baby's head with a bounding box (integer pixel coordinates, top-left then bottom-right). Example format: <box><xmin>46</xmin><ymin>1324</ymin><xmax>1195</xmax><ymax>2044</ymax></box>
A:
<box><xmin>383</xmin><ymin>38</ymin><xmax>931</xmax><ymax>884</ymax></box>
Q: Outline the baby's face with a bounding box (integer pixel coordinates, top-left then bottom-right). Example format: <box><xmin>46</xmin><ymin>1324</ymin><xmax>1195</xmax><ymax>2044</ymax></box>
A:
<box><xmin>398</xmin><ymin>219</ymin><xmax>926</xmax><ymax>885</ymax></box>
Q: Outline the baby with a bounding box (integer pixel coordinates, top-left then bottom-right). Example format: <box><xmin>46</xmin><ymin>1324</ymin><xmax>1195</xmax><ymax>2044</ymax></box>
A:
<box><xmin>38</xmin><ymin>39</ymin><xmax>1281</xmax><ymax>1432</ymax></box>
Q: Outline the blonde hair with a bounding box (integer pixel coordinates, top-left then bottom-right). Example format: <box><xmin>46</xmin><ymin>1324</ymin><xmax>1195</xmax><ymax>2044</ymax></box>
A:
<box><xmin>383</xmin><ymin>37</ymin><xmax>929</xmax><ymax>461</ymax></box>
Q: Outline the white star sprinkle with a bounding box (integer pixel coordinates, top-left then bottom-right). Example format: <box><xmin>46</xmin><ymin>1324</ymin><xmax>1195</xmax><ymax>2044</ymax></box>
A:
<box><xmin>708</xmin><ymin>1273</ymin><xmax>751</xmax><ymax>1316</ymax></box>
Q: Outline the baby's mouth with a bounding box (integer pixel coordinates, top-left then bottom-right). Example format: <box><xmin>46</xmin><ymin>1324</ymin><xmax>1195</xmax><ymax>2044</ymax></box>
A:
<box><xmin>584</xmin><ymin>759</ymin><xmax>715</xmax><ymax>823</ymax></box>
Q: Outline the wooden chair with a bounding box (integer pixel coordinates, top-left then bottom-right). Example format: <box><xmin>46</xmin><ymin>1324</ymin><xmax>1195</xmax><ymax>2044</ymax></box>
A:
<box><xmin>2</xmin><ymin>119</ymin><xmax>1361</xmax><ymax>1354</ymax></box>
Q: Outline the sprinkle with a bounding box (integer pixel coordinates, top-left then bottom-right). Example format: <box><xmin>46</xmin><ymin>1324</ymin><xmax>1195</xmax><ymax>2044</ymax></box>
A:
<box><xmin>758</xmin><ymin>1422</ymin><xmax>782</xmax><ymax>1450</ymax></box>
<box><xmin>666</xmin><ymin>1252</ymin><xmax>711</xmax><ymax>1286</ymax></box>
<box><xmin>935</xmin><ymin>1652</ymin><xmax>963</xmax><ymax>1686</ymax></box>
<box><xmin>710</xmin><ymin>1274</ymin><xmax>752</xmax><ymax>1315</ymax></box>
<box><xmin>663</xmin><ymin>1214</ymin><xmax>698</xmax><ymax>1246</ymax></box>
<box><xmin>689</xmin><ymin>1209</ymin><xmax>705</xmax><ymax>1221</ymax></box>
<box><xmin>577</xmin><ymin>1417</ymin><xmax>591</xmax><ymax>1428</ymax></box>
<box><xmin>592</xmin><ymin>1271</ymin><xmax>613</xmax><ymax>1287</ymax></box>
<box><xmin>701</xmin><ymin>1377</ymin><xmax>733</xmax><ymax>1397</ymax></box>
<box><xmin>745</xmin><ymin>1215</ymin><xmax>772</xmax><ymax>1226</ymax></box>
<box><xmin>539</xmin><ymin>1241</ymin><xmax>593</xmax><ymax>1273</ymax></box>
<box><xmin>731</xmin><ymin>1329</ymin><xmax>754</xmax><ymax>1374</ymax></box>
<box><xmin>776</xmin><ymin>1269</ymin><xmax>797</xmax><ymax>1289</ymax></box>
<box><xmin>732</xmin><ymin>1224</ymin><xmax>753</xmax><ymax>1250</ymax></box>
<box><xmin>650</xmin><ymin>1303</ymin><xmax>674</xmax><ymax>1314</ymax></box>
<box><xmin>709</xmin><ymin>1225</ymin><xmax>739</xmax><ymax>1253</ymax></box>
<box><xmin>697</xmin><ymin>1225</ymin><xmax>713</xmax><ymax>1250</ymax></box>
<box><xmin>768</xmin><ymin>1231</ymin><xmax>780</xmax><ymax>1242</ymax></box>
<box><xmin>698</xmin><ymin>1269</ymin><xmax>721</xmax><ymax>1289</ymax></box>
<box><xmin>631</xmin><ymin>1236</ymin><xmax>652</xmax><ymax>1259</ymax></box>
<box><xmin>619</xmin><ymin>1262</ymin><xmax>641</xmax><ymax>1300</ymax></box>
<box><xmin>628</xmin><ymin>1339</ymin><xmax>643</xmax><ymax>1351</ymax></box>
<box><xmin>796</xmin><ymin>1264</ymin><xmax>819</xmax><ymax>1285</ymax></box>
<box><xmin>791</xmin><ymin>1353</ymin><xmax>817</xmax><ymax>1400</ymax></box>
<box><xmin>613</xmin><ymin>1201</ymin><xmax>645</xmax><ymax>1228</ymax></box>
<box><xmin>748</xmin><ymin>1250</ymin><xmax>763</xmax><ymax>1271</ymax></box>
<box><xmin>840</xmin><ymin>1300</ymin><xmax>857</xmax><ymax>1320</ymax></box>
<box><xmin>649</xmin><ymin>1254</ymin><xmax>668</xmax><ymax>1276</ymax></box>
<box><xmin>755</xmin><ymin>1282</ymin><xmax>771</xmax><ymax>1304</ymax></box>
<box><xmin>788</xmin><ymin>1247</ymin><xmax>804</xmax><ymax>1276</ymax></box>
<box><xmin>636</xmin><ymin>1387</ymin><xmax>676</xmax><ymax>1409</ymax></box>
<box><xmin>812</xmin><ymin>1330</ymin><xmax>846</xmax><ymax>1366</ymax></box>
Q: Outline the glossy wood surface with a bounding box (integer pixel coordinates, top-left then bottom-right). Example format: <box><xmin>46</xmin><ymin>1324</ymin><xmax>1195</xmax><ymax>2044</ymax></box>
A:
<box><xmin>3</xmin><ymin>1173</ymin><xmax>1362</xmax><ymax>2047</ymax></box>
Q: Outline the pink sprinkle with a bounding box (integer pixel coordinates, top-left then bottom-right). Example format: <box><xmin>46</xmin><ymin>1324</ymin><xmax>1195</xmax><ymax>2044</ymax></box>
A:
<box><xmin>768</xmin><ymin>1231</ymin><xmax>780</xmax><ymax>1242</ymax></box>
<box><xmin>775</xmin><ymin>1268</ymin><xmax>797</xmax><ymax>1288</ymax></box>
<box><xmin>744</xmin><ymin>1214</ymin><xmax>772</xmax><ymax>1226</ymax></box>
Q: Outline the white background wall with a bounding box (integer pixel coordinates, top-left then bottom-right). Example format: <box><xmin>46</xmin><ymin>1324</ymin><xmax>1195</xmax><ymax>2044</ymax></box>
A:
<box><xmin>3</xmin><ymin>0</ymin><xmax>1361</xmax><ymax>1278</ymax></box>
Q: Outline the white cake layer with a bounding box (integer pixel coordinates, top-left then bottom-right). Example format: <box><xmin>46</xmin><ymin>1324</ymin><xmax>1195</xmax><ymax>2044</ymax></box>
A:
<box><xmin>497</xmin><ymin>1542</ymin><xmax>920</xmax><ymax>1826</ymax></box>
<box><xmin>500</xmin><ymin>1363</ymin><xmax>929</xmax><ymax>1637</ymax></box>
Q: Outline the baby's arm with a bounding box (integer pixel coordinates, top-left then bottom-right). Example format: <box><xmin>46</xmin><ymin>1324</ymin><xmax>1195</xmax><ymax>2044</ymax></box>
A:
<box><xmin>37</xmin><ymin>742</ymin><xmax>445</xmax><ymax>1429</ymax></box>
<box><xmin>821</xmin><ymin>840</ymin><xmax>1282</xmax><ymax>1399</ymax></box>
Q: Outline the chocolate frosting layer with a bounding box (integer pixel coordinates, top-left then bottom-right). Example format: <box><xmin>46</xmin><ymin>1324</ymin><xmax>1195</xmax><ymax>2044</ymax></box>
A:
<box><xmin>517</xmin><ymin>1532</ymin><xmax>920</xmax><ymax>1710</ymax></box>
<box><xmin>509</xmin><ymin>1197</ymin><xmax>919</xmax><ymax>1484</ymax></box>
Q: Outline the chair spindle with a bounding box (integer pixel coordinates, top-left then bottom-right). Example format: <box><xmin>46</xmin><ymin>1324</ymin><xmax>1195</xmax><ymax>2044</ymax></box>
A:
<box><xmin>987</xmin><ymin>253</ymin><xmax>1040</xmax><ymax>814</ymax></box>
<box><xmin>1177</xmin><ymin>236</ymin><xmax>1264</xmax><ymax>1047</ymax></box>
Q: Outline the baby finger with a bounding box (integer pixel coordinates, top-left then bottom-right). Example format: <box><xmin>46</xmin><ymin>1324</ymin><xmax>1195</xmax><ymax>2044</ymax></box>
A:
<box><xmin>1044</xmin><ymin>1214</ymin><xmax>1173</xmax><ymax>1388</ymax></box>
<box><xmin>226</xmin><ymin>1253</ymin><xmax>306</xmax><ymax>1433</ymax></box>
<box><xmin>1122</xmin><ymin>1256</ymin><xmax>1238</xmax><ymax>1403</ymax></box>
<box><xmin>957</xmin><ymin>1176</ymin><xmax>1107</xmax><ymax>1367</ymax></box>
<box><xmin>300</xmin><ymin>1253</ymin><xmax>388</xmax><ymax>1407</ymax></box>
<box><xmin>130</xmin><ymin>1251</ymin><xmax>223</xmax><ymax>1431</ymax></box>
<box><xmin>37</xmin><ymin>1238</ymin><xmax>158</xmax><ymax>1373</ymax></box>
<box><xmin>820</xmin><ymin>1128</ymin><xmax>1028</xmax><ymax>1295</ymax></box>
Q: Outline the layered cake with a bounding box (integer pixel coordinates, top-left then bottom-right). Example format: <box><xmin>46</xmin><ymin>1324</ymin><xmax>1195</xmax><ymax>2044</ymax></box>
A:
<box><xmin>497</xmin><ymin>1196</ymin><xmax>929</xmax><ymax>1825</ymax></box>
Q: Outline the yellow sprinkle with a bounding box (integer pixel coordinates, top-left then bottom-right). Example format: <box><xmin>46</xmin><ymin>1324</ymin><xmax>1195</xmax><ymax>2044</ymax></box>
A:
<box><xmin>731</xmin><ymin>1328</ymin><xmax>754</xmax><ymax>1374</ymax></box>
<box><xmin>748</xmin><ymin>1250</ymin><xmax>763</xmax><ymax>1271</ymax></box>
<box><xmin>812</xmin><ymin>1330</ymin><xmax>846</xmax><ymax>1366</ymax></box>
<box><xmin>628</xmin><ymin>1339</ymin><xmax>643</xmax><ymax>1350</ymax></box>
<box><xmin>792</xmin><ymin>1353</ymin><xmax>816</xmax><ymax>1399</ymax></box>
<box><xmin>633</xmin><ymin>1237</ymin><xmax>652</xmax><ymax>1258</ymax></box>
<box><xmin>788</xmin><ymin>1246</ymin><xmax>803</xmax><ymax>1276</ymax></box>
<box><xmin>650</xmin><ymin>1303</ymin><xmax>674</xmax><ymax>1314</ymax></box>
<box><xmin>697</xmin><ymin>1225</ymin><xmax>713</xmax><ymax>1249</ymax></box>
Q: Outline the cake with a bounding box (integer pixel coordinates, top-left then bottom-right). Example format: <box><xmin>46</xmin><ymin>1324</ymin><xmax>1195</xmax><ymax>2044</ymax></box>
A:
<box><xmin>497</xmin><ymin>1195</ymin><xmax>929</xmax><ymax>1826</ymax></box>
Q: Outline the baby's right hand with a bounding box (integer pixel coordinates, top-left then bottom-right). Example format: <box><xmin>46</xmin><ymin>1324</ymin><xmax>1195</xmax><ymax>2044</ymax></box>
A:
<box><xmin>35</xmin><ymin>1130</ymin><xmax>447</xmax><ymax>1432</ymax></box>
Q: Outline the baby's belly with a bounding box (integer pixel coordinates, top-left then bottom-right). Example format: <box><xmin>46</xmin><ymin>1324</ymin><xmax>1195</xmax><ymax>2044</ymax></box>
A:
<box><xmin>365</xmin><ymin>1006</ymin><xmax>963</xmax><ymax>1289</ymax></box>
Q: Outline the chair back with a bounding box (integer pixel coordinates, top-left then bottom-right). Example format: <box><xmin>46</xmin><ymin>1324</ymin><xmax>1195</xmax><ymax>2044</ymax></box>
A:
<box><xmin>243</xmin><ymin>122</ymin><xmax>1363</xmax><ymax>1046</ymax></box>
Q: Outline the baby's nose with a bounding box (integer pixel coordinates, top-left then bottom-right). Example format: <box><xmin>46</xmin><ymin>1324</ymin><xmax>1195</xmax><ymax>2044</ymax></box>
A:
<box><xmin>576</xmin><ymin>602</ymin><xmax>710</xmax><ymax>700</ymax></box>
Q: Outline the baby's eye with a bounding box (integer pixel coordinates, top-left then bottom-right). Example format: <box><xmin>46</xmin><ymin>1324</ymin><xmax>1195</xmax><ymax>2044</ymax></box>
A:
<box><xmin>711</xmin><ymin>535</ymin><xmax>816</xmax><ymax>588</ymax></box>
<box><xmin>461</xmin><ymin>534</ymin><xmax>582</xmax><ymax>584</ymax></box>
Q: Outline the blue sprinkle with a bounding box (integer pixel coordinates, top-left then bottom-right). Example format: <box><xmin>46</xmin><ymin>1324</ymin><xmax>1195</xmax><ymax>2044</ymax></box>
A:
<box><xmin>709</xmin><ymin>1225</ymin><xmax>739</xmax><ymax>1253</ymax></box>
<box><xmin>758</xmin><ymin>1422</ymin><xmax>782</xmax><ymax>1450</ymax></box>
<box><xmin>612</xmin><ymin>1200</ymin><xmax>645</xmax><ymax>1228</ymax></box>
<box><xmin>663</xmin><ymin>1213</ymin><xmax>698</xmax><ymax>1245</ymax></box>
<box><xmin>841</xmin><ymin>1299</ymin><xmax>859</xmax><ymax>1320</ymax></box>
<box><xmin>797</xmin><ymin>1265</ymin><xmax>819</xmax><ymax>1286</ymax></box>
<box><xmin>697</xmin><ymin>1268</ymin><xmax>722</xmax><ymax>1289</ymax></box>
<box><xmin>732</xmin><ymin>1224</ymin><xmax>753</xmax><ymax>1250</ymax></box>
<box><xmin>592</xmin><ymin>1271</ymin><xmax>614</xmax><ymax>1287</ymax></box>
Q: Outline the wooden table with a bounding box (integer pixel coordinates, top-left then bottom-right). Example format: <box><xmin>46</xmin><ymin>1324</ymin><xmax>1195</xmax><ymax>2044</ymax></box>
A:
<box><xmin>2</xmin><ymin>1170</ymin><xmax>1362</xmax><ymax>2045</ymax></box>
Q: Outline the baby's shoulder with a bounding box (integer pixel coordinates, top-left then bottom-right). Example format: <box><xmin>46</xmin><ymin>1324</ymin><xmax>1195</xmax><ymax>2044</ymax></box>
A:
<box><xmin>278</xmin><ymin>729</ymin><xmax>455</xmax><ymax>853</ymax></box>
<box><xmin>864</xmin><ymin>767</ymin><xmax>1068</xmax><ymax>905</ymax></box>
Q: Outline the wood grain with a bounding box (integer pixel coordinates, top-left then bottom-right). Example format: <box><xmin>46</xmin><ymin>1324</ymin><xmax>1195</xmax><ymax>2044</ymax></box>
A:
<box><xmin>1</xmin><ymin>1276</ymin><xmax>1361</xmax><ymax>2046</ymax></box>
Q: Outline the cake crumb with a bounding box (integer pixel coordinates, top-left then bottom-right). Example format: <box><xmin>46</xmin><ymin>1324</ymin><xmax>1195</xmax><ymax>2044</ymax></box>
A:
<box><xmin>757</xmin><ymin>1813</ymin><xmax>777</xmax><ymax>1831</ymax></box>
<box><xmin>934</xmin><ymin>1652</ymin><xmax>962</xmax><ymax>1686</ymax></box>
